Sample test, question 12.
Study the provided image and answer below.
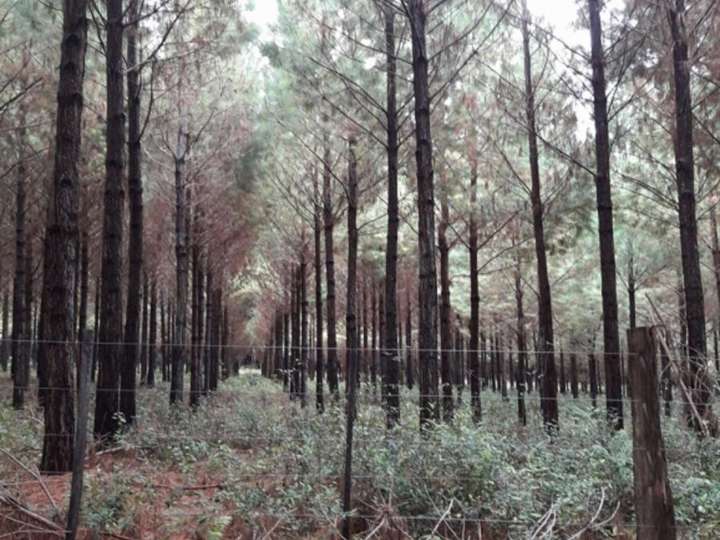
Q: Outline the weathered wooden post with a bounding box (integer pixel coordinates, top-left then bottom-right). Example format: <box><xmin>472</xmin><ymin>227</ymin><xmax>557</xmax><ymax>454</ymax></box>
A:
<box><xmin>627</xmin><ymin>327</ymin><xmax>676</xmax><ymax>540</ymax></box>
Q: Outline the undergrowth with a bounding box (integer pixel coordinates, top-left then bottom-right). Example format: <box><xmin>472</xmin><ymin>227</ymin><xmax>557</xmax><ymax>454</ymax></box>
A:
<box><xmin>2</xmin><ymin>371</ymin><xmax>719</xmax><ymax>538</ymax></box>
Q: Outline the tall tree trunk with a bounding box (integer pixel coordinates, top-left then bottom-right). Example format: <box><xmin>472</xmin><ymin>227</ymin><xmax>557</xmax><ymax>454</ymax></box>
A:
<box><xmin>522</xmin><ymin>0</ymin><xmax>558</xmax><ymax>429</ymax></box>
<box><xmin>570</xmin><ymin>354</ymin><xmax>579</xmax><ymax>399</ymax></box>
<box><xmin>203</xmin><ymin>270</ymin><xmax>212</xmax><ymax>393</ymax></box>
<box><xmin>468</xmin><ymin>155</ymin><xmax>481</xmax><ymax>421</ymax></box>
<box><xmin>1</xmin><ymin>289</ymin><xmax>9</xmax><ymax>372</ymax></box>
<box><xmin>438</xmin><ymin>195</ymin><xmax>453</xmax><ymax>422</ymax></box>
<box><xmin>515</xmin><ymin>248</ymin><xmax>527</xmax><ymax>425</ymax></box>
<box><xmin>668</xmin><ymin>0</ymin><xmax>711</xmax><ymax>431</ymax></box>
<box><xmin>300</xmin><ymin>251</ymin><xmax>308</xmax><ymax>407</ymax></box>
<box><xmin>341</xmin><ymin>135</ymin><xmax>360</xmax><ymax>537</ymax></box>
<box><xmin>209</xmin><ymin>287</ymin><xmax>221</xmax><ymax>391</ymax></box>
<box><xmin>323</xmin><ymin>130</ymin><xmax>339</xmax><ymax>397</ymax></box>
<box><xmin>95</xmin><ymin>0</ymin><xmax>126</xmax><ymax>440</ymax></box>
<box><xmin>408</xmin><ymin>0</ymin><xmax>439</xmax><ymax>428</ymax></box>
<box><xmin>371</xmin><ymin>286</ymin><xmax>377</xmax><ymax>392</ymax></box>
<box><xmin>588</xmin><ymin>0</ymin><xmax>622</xmax><ymax>429</ymax></box>
<box><xmin>314</xmin><ymin>175</ymin><xmax>324</xmax><ymax>412</ymax></box>
<box><xmin>589</xmin><ymin>352</ymin><xmax>598</xmax><ymax>407</ymax></box>
<box><xmin>120</xmin><ymin>0</ymin><xmax>143</xmax><ymax>424</ymax></box>
<box><xmin>92</xmin><ymin>276</ymin><xmax>100</xmax><ymax>382</ymax></box>
<box><xmin>290</xmin><ymin>265</ymin><xmax>299</xmax><ymax>398</ymax></box>
<box><xmin>11</xmin><ymin>104</ymin><xmax>28</xmax><ymax>410</ymax></box>
<box><xmin>406</xmin><ymin>292</ymin><xmax>414</xmax><ymax>389</ymax></box>
<box><xmin>39</xmin><ymin>0</ymin><xmax>89</xmax><ymax>471</ymax></box>
<box><xmin>383</xmin><ymin>3</ymin><xmax>401</xmax><ymax>429</ymax></box>
<box><xmin>171</xmin><ymin>122</ymin><xmax>189</xmax><ymax>405</ymax></box>
<box><xmin>140</xmin><ymin>273</ymin><xmax>149</xmax><ymax>384</ymax></box>
<box><xmin>77</xmin><ymin>234</ymin><xmax>89</xmax><ymax>391</ymax></box>
<box><xmin>148</xmin><ymin>279</ymin><xmax>157</xmax><ymax>387</ymax></box>
<box><xmin>190</xmin><ymin>214</ymin><xmax>202</xmax><ymax>406</ymax></box>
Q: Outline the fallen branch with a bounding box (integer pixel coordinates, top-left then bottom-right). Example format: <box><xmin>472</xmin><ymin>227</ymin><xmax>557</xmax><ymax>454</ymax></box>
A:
<box><xmin>0</xmin><ymin>448</ymin><xmax>60</xmax><ymax>516</ymax></box>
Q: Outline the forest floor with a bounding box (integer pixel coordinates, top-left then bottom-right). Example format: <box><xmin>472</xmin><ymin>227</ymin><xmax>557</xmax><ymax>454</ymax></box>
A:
<box><xmin>1</xmin><ymin>370</ymin><xmax>719</xmax><ymax>539</ymax></box>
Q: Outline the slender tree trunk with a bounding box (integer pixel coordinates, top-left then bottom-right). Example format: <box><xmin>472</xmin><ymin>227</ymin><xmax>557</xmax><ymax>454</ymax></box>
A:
<box><xmin>209</xmin><ymin>287</ymin><xmax>221</xmax><ymax>391</ymax></box>
<box><xmin>171</xmin><ymin>122</ymin><xmax>189</xmax><ymax>405</ymax></box>
<box><xmin>39</xmin><ymin>0</ymin><xmax>89</xmax><ymax>471</ymax></box>
<box><xmin>95</xmin><ymin>0</ymin><xmax>126</xmax><ymax>440</ymax></box>
<box><xmin>522</xmin><ymin>1</ymin><xmax>558</xmax><ymax>429</ymax></box>
<box><xmin>140</xmin><ymin>274</ymin><xmax>149</xmax><ymax>385</ymax></box>
<box><xmin>588</xmin><ymin>0</ymin><xmax>623</xmax><ymax>429</ymax></box>
<box><xmin>515</xmin><ymin>251</ymin><xmax>527</xmax><ymax>425</ymax></box>
<box><xmin>371</xmin><ymin>286</ymin><xmax>377</xmax><ymax>392</ymax></box>
<box><xmin>300</xmin><ymin>251</ymin><xmax>308</xmax><ymax>407</ymax></box>
<box><xmin>362</xmin><ymin>280</ymin><xmax>369</xmax><ymax>385</ymax></box>
<box><xmin>589</xmin><ymin>352</ymin><xmax>598</xmax><ymax>407</ymax></box>
<box><xmin>290</xmin><ymin>265</ymin><xmax>299</xmax><ymax>398</ymax></box>
<box><xmin>92</xmin><ymin>277</ymin><xmax>100</xmax><ymax>382</ymax></box>
<box><xmin>190</xmin><ymin>217</ymin><xmax>202</xmax><ymax>406</ymax></box>
<box><xmin>468</xmin><ymin>157</ymin><xmax>481</xmax><ymax>421</ymax></box>
<box><xmin>408</xmin><ymin>0</ymin><xmax>439</xmax><ymax>428</ymax></box>
<box><xmin>1</xmin><ymin>290</ymin><xmax>9</xmax><ymax>372</ymax></box>
<box><xmin>379</xmin><ymin>290</ymin><xmax>385</xmax><ymax>403</ymax></box>
<box><xmin>341</xmin><ymin>136</ymin><xmax>360</xmax><ymax>539</ymax></box>
<box><xmin>120</xmin><ymin>0</ymin><xmax>143</xmax><ymax>424</ymax></box>
<box><xmin>77</xmin><ymin>235</ymin><xmax>89</xmax><ymax>391</ymax></box>
<box><xmin>383</xmin><ymin>3</ymin><xmax>401</xmax><ymax>429</ymax></box>
<box><xmin>439</xmin><ymin>195</ymin><xmax>453</xmax><ymax>422</ymax></box>
<box><xmin>667</xmin><ymin>0</ymin><xmax>711</xmax><ymax>432</ymax></box>
<box><xmin>11</xmin><ymin>105</ymin><xmax>28</xmax><ymax>410</ymax></box>
<box><xmin>203</xmin><ymin>270</ymin><xmax>212</xmax><ymax>393</ymax></box>
<box><xmin>570</xmin><ymin>354</ymin><xmax>579</xmax><ymax>399</ymax></box>
<box><xmin>159</xmin><ymin>291</ymin><xmax>167</xmax><ymax>382</ymax></box>
<box><xmin>323</xmin><ymin>131</ymin><xmax>339</xmax><ymax>398</ymax></box>
<box><xmin>406</xmin><ymin>292</ymin><xmax>414</xmax><ymax>390</ymax></box>
<box><xmin>314</xmin><ymin>175</ymin><xmax>324</xmax><ymax>412</ymax></box>
<box><xmin>148</xmin><ymin>279</ymin><xmax>157</xmax><ymax>387</ymax></box>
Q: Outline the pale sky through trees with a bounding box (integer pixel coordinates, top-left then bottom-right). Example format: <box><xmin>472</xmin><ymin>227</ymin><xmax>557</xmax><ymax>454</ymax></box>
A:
<box><xmin>247</xmin><ymin>0</ymin><xmax>589</xmax><ymax>43</ymax></box>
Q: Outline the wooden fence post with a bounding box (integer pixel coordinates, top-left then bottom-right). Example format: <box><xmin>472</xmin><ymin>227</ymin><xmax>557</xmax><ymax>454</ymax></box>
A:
<box><xmin>627</xmin><ymin>327</ymin><xmax>676</xmax><ymax>540</ymax></box>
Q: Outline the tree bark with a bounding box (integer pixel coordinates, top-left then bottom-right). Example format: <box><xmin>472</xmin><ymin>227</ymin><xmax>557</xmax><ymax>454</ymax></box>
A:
<box><xmin>627</xmin><ymin>328</ymin><xmax>677</xmax><ymax>539</ymax></box>
<box><xmin>148</xmin><ymin>278</ymin><xmax>157</xmax><ymax>387</ymax></box>
<box><xmin>120</xmin><ymin>0</ymin><xmax>143</xmax><ymax>424</ymax></box>
<box><xmin>383</xmin><ymin>3</ymin><xmax>401</xmax><ymax>429</ymax></box>
<box><xmin>11</xmin><ymin>102</ymin><xmax>28</xmax><ymax>410</ymax></box>
<box><xmin>341</xmin><ymin>136</ymin><xmax>360</xmax><ymax>539</ymax></box>
<box><xmin>95</xmin><ymin>0</ymin><xmax>126</xmax><ymax>440</ymax></box>
<box><xmin>406</xmin><ymin>292</ymin><xmax>414</xmax><ymax>390</ymax></box>
<box><xmin>408</xmin><ymin>0</ymin><xmax>439</xmax><ymax>428</ymax></box>
<box><xmin>522</xmin><ymin>1</ymin><xmax>558</xmax><ymax>429</ymax></box>
<box><xmin>515</xmin><ymin>250</ymin><xmax>527</xmax><ymax>425</ymax></box>
<box><xmin>323</xmin><ymin>129</ymin><xmax>339</xmax><ymax>397</ymax></box>
<box><xmin>468</xmin><ymin>156</ymin><xmax>481</xmax><ymax>421</ymax></box>
<box><xmin>1</xmin><ymin>289</ymin><xmax>9</xmax><ymax>372</ymax></box>
<box><xmin>40</xmin><ymin>0</ymin><xmax>89</xmax><ymax>471</ymax></box>
<box><xmin>140</xmin><ymin>274</ymin><xmax>149</xmax><ymax>384</ymax></box>
<box><xmin>313</xmin><ymin>173</ymin><xmax>324</xmax><ymax>412</ymax></box>
<box><xmin>76</xmin><ymin>234</ymin><xmax>89</xmax><ymax>391</ymax></box>
<box><xmin>667</xmin><ymin>0</ymin><xmax>711</xmax><ymax>432</ymax></box>
<box><xmin>588</xmin><ymin>0</ymin><xmax>622</xmax><ymax>429</ymax></box>
<box><xmin>299</xmin><ymin>251</ymin><xmax>308</xmax><ymax>407</ymax></box>
<box><xmin>439</xmin><ymin>195</ymin><xmax>453</xmax><ymax>422</ymax></box>
<box><xmin>170</xmin><ymin>120</ymin><xmax>189</xmax><ymax>405</ymax></box>
<box><xmin>190</xmin><ymin>211</ymin><xmax>203</xmax><ymax>406</ymax></box>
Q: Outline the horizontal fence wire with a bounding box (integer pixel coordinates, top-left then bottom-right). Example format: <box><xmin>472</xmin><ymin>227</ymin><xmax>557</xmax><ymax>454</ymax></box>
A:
<box><xmin>0</xmin><ymin>384</ymin><xmax>714</xmax><ymax>408</ymax></box>
<box><xmin>0</xmin><ymin>336</ymin><xmax>662</xmax><ymax>356</ymax></box>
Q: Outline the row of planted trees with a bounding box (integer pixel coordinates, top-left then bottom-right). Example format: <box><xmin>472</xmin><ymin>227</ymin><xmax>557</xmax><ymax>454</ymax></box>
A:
<box><xmin>0</xmin><ymin>0</ymin><xmax>259</xmax><ymax>475</ymax></box>
<box><xmin>250</xmin><ymin>0</ymin><xmax>718</xmax><ymax>436</ymax></box>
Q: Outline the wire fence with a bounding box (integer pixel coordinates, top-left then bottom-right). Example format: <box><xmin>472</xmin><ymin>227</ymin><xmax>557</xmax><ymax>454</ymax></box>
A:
<box><xmin>1</xmin><ymin>336</ymin><xmax>719</xmax><ymax>539</ymax></box>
